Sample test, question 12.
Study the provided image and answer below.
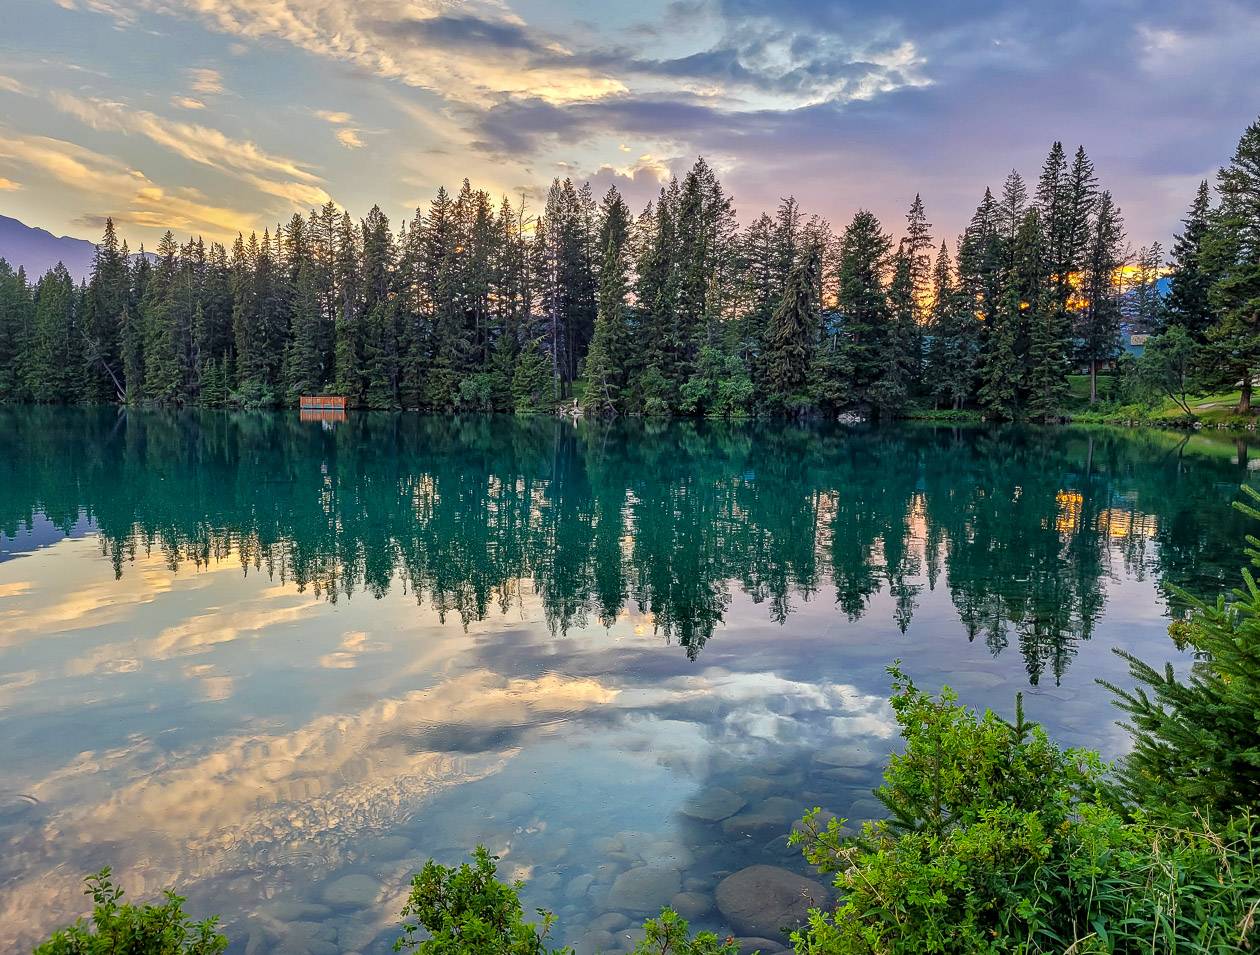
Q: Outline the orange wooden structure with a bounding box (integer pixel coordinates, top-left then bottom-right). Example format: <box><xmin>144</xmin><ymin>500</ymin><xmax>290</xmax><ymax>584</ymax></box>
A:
<box><xmin>300</xmin><ymin>395</ymin><xmax>348</xmax><ymax>411</ymax></box>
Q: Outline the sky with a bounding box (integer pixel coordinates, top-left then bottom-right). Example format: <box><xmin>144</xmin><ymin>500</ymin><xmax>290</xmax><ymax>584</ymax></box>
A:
<box><xmin>1</xmin><ymin>0</ymin><xmax>1258</xmax><ymax>253</ymax></box>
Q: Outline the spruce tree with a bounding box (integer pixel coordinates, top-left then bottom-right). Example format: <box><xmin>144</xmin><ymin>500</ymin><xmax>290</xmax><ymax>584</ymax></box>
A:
<box><xmin>1166</xmin><ymin>181</ymin><xmax>1215</xmax><ymax>337</ymax></box>
<box><xmin>285</xmin><ymin>263</ymin><xmax>324</xmax><ymax>401</ymax></box>
<box><xmin>27</xmin><ymin>265</ymin><xmax>79</xmax><ymax>403</ymax></box>
<box><xmin>0</xmin><ymin>260</ymin><xmax>33</xmax><ymax>401</ymax></box>
<box><xmin>1204</xmin><ymin>116</ymin><xmax>1260</xmax><ymax>413</ymax></box>
<box><xmin>835</xmin><ymin>211</ymin><xmax>893</xmax><ymax>413</ymax></box>
<box><xmin>764</xmin><ymin>246</ymin><xmax>820</xmax><ymax>411</ymax></box>
<box><xmin>925</xmin><ymin>242</ymin><xmax>974</xmax><ymax>409</ymax></box>
<box><xmin>1077</xmin><ymin>191</ymin><xmax>1126</xmax><ymax>402</ymax></box>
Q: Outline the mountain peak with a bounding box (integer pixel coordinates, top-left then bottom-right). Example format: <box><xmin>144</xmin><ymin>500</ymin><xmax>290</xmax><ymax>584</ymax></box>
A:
<box><xmin>0</xmin><ymin>214</ymin><xmax>98</xmax><ymax>282</ymax></box>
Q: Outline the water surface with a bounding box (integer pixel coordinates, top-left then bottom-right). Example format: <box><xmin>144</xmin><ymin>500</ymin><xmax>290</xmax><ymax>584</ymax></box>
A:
<box><xmin>0</xmin><ymin>409</ymin><xmax>1250</xmax><ymax>952</ymax></box>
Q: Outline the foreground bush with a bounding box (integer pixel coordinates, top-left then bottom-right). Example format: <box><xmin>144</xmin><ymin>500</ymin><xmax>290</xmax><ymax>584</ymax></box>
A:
<box><xmin>1105</xmin><ymin>485</ymin><xmax>1260</xmax><ymax>819</ymax></box>
<box><xmin>33</xmin><ymin>868</ymin><xmax>227</xmax><ymax>954</ymax></box>
<box><xmin>789</xmin><ymin>667</ymin><xmax>1259</xmax><ymax>954</ymax></box>
<box><xmin>396</xmin><ymin>845</ymin><xmax>739</xmax><ymax>954</ymax></box>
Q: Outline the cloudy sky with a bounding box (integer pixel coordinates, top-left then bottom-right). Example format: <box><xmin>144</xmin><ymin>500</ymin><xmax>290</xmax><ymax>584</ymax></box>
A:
<box><xmin>2</xmin><ymin>0</ymin><xmax>1258</xmax><ymax>251</ymax></box>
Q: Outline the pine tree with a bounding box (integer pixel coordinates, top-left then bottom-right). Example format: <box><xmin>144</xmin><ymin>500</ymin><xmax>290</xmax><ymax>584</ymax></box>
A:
<box><xmin>285</xmin><ymin>263</ymin><xmax>324</xmax><ymax>401</ymax></box>
<box><xmin>511</xmin><ymin>338</ymin><xmax>552</xmax><ymax>413</ymax></box>
<box><xmin>1204</xmin><ymin>117</ymin><xmax>1260</xmax><ymax>412</ymax></box>
<box><xmin>583</xmin><ymin>187</ymin><xmax>632</xmax><ymax>415</ymax></box>
<box><xmin>1126</xmin><ymin>243</ymin><xmax>1165</xmax><ymax>333</ymax></box>
<box><xmin>925</xmin><ymin>242</ymin><xmax>974</xmax><ymax>409</ymax></box>
<box><xmin>84</xmin><ymin>218</ymin><xmax>129</xmax><ymax>402</ymax></box>
<box><xmin>1166</xmin><ymin>181</ymin><xmax>1215</xmax><ymax>338</ymax></box>
<box><xmin>1104</xmin><ymin>485</ymin><xmax>1260</xmax><ymax>817</ymax></box>
<box><xmin>882</xmin><ymin>241</ymin><xmax>919</xmax><ymax>407</ymax></box>
<box><xmin>0</xmin><ymin>260</ymin><xmax>34</xmax><ymax>401</ymax></box>
<box><xmin>1077</xmin><ymin>191</ymin><xmax>1126</xmax><ymax>402</ymax></box>
<box><xmin>835</xmin><ymin>210</ymin><xmax>893</xmax><ymax>412</ymax></box>
<box><xmin>27</xmin><ymin>264</ymin><xmax>79</xmax><ymax>403</ymax></box>
<box><xmin>764</xmin><ymin>246</ymin><xmax>820</xmax><ymax>411</ymax></box>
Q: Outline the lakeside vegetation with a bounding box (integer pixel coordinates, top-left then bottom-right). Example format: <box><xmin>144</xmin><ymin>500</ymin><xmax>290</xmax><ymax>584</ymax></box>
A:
<box><xmin>0</xmin><ymin>115</ymin><xmax>1256</xmax><ymax>421</ymax></box>
<box><xmin>34</xmin><ymin>488</ymin><xmax>1260</xmax><ymax>952</ymax></box>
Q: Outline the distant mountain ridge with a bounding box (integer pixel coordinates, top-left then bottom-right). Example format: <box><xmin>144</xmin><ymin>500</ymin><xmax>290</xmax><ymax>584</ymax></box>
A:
<box><xmin>0</xmin><ymin>214</ymin><xmax>99</xmax><ymax>282</ymax></box>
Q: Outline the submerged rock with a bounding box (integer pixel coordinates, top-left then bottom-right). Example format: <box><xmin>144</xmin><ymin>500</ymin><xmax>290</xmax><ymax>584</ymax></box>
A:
<box><xmin>669</xmin><ymin>890</ymin><xmax>712</xmax><ymax>919</ymax></box>
<box><xmin>320</xmin><ymin>873</ymin><xmax>380</xmax><ymax>910</ymax></box>
<box><xmin>815</xmin><ymin>743</ymin><xmax>881</xmax><ymax>768</ymax></box>
<box><xmin>605</xmin><ymin>865</ymin><xmax>682</xmax><ymax>913</ymax></box>
<box><xmin>715</xmin><ymin>865</ymin><xmax>829</xmax><ymax>942</ymax></box>
<box><xmin>680</xmin><ymin>786</ymin><xmax>747</xmax><ymax>822</ymax></box>
<box><xmin>734</xmin><ymin>938</ymin><xmax>786</xmax><ymax>954</ymax></box>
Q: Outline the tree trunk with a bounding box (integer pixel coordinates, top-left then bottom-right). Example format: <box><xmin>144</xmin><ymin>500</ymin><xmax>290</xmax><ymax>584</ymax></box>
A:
<box><xmin>1089</xmin><ymin>360</ymin><xmax>1098</xmax><ymax>404</ymax></box>
<box><xmin>1240</xmin><ymin>372</ymin><xmax>1252</xmax><ymax>414</ymax></box>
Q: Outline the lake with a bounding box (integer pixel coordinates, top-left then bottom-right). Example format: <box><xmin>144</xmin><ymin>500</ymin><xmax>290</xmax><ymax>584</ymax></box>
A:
<box><xmin>0</xmin><ymin>409</ymin><xmax>1251</xmax><ymax>953</ymax></box>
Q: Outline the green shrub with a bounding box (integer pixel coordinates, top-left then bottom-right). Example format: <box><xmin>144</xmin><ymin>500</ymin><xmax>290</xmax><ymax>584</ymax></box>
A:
<box><xmin>1104</xmin><ymin>484</ymin><xmax>1260</xmax><ymax>819</ymax></box>
<box><xmin>33</xmin><ymin>868</ymin><xmax>227</xmax><ymax>954</ymax></box>
<box><xmin>395</xmin><ymin>847</ymin><xmax>743</xmax><ymax>954</ymax></box>
<box><xmin>396</xmin><ymin>846</ymin><xmax>568</xmax><ymax>954</ymax></box>
<box><xmin>790</xmin><ymin>667</ymin><xmax>1259</xmax><ymax>953</ymax></box>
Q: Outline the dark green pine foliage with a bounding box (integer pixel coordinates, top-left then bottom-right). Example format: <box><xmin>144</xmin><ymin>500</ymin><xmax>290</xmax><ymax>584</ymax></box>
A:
<box><xmin>1204</xmin><ymin>118</ymin><xmax>1260</xmax><ymax>412</ymax></box>
<box><xmin>511</xmin><ymin>338</ymin><xmax>552</xmax><ymax>413</ymax></box>
<box><xmin>900</xmin><ymin>193</ymin><xmax>933</xmax><ymax>382</ymax></box>
<box><xmin>583</xmin><ymin>188</ymin><xmax>632</xmax><ymax>415</ymax></box>
<box><xmin>982</xmin><ymin>210</ymin><xmax>1044</xmax><ymax>419</ymax></box>
<box><xmin>84</xmin><ymin>218</ymin><xmax>129</xmax><ymax>402</ymax></box>
<box><xmin>9</xmin><ymin>127</ymin><xmax>1260</xmax><ymax>421</ymax></box>
<box><xmin>1104</xmin><ymin>484</ymin><xmax>1260</xmax><ymax>818</ymax></box>
<box><xmin>1165</xmin><ymin>181</ymin><xmax>1216</xmax><ymax>338</ymax></box>
<box><xmin>835</xmin><ymin>210</ymin><xmax>893</xmax><ymax>413</ymax></box>
<box><xmin>763</xmin><ymin>245</ymin><xmax>820</xmax><ymax>412</ymax></box>
<box><xmin>28</xmin><ymin>264</ymin><xmax>80</xmax><ymax>403</ymax></box>
<box><xmin>1077</xmin><ymin>190</ymin><xmax>1126</xmax><ymax>403</ymax></box>
<box><xmin>0</xmin><ymin>260</ymin><xmax>34</xmax><ymax>400</ymax></box>
<box><xmin>360</xmin><ymin>205</ymin><xmax>399</xmax><ymax>408</ymax></box>
<box><xmin>333</xmin><ymin>211</ymin><xmax>363</xmax><ymax>403</ymax></box>
<box><xmin>881</xmin><ymin>241</ymin><xmax>918</xmax><ymax>409</ymax></box>
<box><xmin>925</xmin><ymin>241</ymin><xmax>974</xmax><ymax>409</ymax></box>
<box><xmin>143</xmin><ymin>232</ymin><xmax>184</xmax><ymax>403</ymax></box>
<box><xmin>285</xmin><ymin>263</ymin><xmax>325</xmax><ymax>401</ymax></box>
<box><xmin>1028</xmin><ymin>143</ymin><xmax>1096</xmax><ymax>420</ymax></box>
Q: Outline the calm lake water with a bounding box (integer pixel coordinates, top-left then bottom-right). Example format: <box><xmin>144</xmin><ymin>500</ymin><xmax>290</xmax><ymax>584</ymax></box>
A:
<box><xmin>0</xmin><ymin>409</ymin><xmax>1252</xmax><ymax>952</ymax></box>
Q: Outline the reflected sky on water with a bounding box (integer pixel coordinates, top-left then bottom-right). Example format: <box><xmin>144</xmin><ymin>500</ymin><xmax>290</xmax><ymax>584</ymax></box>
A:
<box><xmin>0</xmin><ymin>410</ymin><xmax>1250</xmax><ymax>952</ymax></box>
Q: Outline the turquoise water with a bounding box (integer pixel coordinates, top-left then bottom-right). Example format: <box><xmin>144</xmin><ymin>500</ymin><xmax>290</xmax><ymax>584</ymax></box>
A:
<box><xmin>0</xmin><ymin>409</ymin><xmax>1249</xmax><ymax>952</ymax></box>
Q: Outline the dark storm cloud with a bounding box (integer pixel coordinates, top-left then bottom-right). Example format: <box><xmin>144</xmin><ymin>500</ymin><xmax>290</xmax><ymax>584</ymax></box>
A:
<box><xmin>368</xmin><ymin>14</ymin><xmax>547</xmax><ymax>54</ymax></box>
<box><xmin>462</xmin><ymin>0</ymin><xmax>1260</xmax><ymax>244</ymax></box>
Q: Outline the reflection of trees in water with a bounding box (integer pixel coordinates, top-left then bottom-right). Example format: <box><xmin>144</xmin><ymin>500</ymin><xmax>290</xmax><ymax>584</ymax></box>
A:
<box><xmin>0</xmin><ymin>409</ymin><xmax>1249</xmax><ymax>681</ymax></box>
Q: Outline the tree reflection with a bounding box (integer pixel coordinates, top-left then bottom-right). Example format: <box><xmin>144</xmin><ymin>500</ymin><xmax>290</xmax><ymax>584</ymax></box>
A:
<box><xmin>0</xmin><ymin>408</ymin><xmax>1249</xmax><ymax>683</ymax></box>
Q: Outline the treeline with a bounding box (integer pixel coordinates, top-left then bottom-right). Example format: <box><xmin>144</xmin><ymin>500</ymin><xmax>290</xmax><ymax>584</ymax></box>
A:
<box><xmin>0</xmin><ymin>116</ymin><xmax>1257</xmax><ymax>417</ymax></box>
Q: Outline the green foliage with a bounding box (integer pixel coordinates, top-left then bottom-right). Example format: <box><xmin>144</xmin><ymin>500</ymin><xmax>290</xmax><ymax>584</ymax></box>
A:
<box><xmin>511</xmin><ymin>338</ymin><xmax>554</xmax><ymax>414</ymax></box>
<box><xmin>395</xmin><ymin>849</ymin><xmax>741</xmax><ymax>955</ymax></box>
<box><xmin>632</xmin><ymin>908</ymin><xmax>741</xmax><ymax>954</ymax></box>
<box><xmin>1104</xmin><ymin>483</ymin><xmax>1260</xmax><ymax>819</ymax></box>
<box><xmin>396</xmin><ymin>847</ymin><xmax>569</xmax><ymax>954</ymax></box>
<box><xmin>1133</xmin><ymin>324</ymin><xmax>1202</xmax><ymax>415</ymax></box>
<box><xmin>790</xmin><ymin>666</ymin><xmax>1260</xmax><ymax>954</ymax></box>
<box><xmin>34</xmin><ymin>868</ymin><xmax>227</xmax><ymax>955</ymax></box>
<box><xmin>5</xmin><ymin>117</ymin><xmax>1260</xmax><ymax>421</ymax></box>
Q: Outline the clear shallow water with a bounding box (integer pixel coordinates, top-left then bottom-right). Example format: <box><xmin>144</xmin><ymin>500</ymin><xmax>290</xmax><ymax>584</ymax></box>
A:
<box><xmin>0</xmin><ymin>409</ymin><xmax>1251</xmax><ymax>953</ymax></box>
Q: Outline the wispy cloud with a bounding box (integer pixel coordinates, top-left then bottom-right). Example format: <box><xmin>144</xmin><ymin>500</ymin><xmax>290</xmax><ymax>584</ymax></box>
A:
<box><xmin>313</xmin><ymin>109</ymin><xmax>353</xmax><ymax>124</ymax></box>
<box><xmin>80</xmin><ymin>0</ymin><xmax>626</xmax><ymax>107</ymax></box>
<box><xmin>335</xmin><ymin>127</ymin><xmax>364</xmax><ymax>149</ymax></box>
<box><xmin>170</xmin><ymin>95</ymin><xmax>206</xmax><ymax>110</ymax></box>
<box><xmin>0</xmin><ymin>73</ymin><xmax>32</xmax><ymax>95</ymax></box>
<box><xmin>0</xmin><ymin>128</ymin><xmax>256</xmax><ymax>239</ymax></box>
<box><xmin>48</xmin><ymin>91</ymin><xmax>332</xmax><ymax>208</ymax></box>
<box><xmin>185</xmin><ymin>67</ymin><xmax>223</xmax><ymax>95</ymax></box>
<box><xmin>0</xmin><ymin>177</ymin><xmax>21</xmax><ymax>191</ymax></box>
